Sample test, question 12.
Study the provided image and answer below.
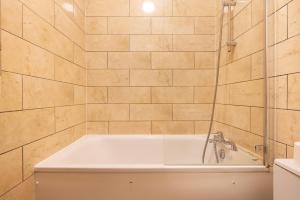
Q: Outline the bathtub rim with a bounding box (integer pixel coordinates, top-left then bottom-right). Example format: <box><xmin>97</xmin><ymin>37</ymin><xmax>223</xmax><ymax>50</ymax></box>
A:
<box><xmin>34</xmin><ymin>134</ymin><xmax>269</xmax><ymax>173</ymax></box>
<box><xmin>34</xmin><ymin>164</ymin><xmax>269</xmax><ymax>173</ymax></box>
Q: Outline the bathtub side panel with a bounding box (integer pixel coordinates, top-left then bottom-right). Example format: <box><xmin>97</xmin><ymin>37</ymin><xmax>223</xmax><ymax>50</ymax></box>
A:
<box><xmin>35</xmin><ymin>171</ymin><xmax>272</xmax><ymax>200</ymax></box>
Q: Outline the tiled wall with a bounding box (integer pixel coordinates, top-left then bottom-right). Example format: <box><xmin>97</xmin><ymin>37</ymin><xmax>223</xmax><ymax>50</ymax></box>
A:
<box><xmin>0</xmin><ymin>0</ymin><xmax>86</xmax><ymax>199</ymax></box>
<box><xmin>213</xmin><ymin>0</ymin><xmax>300</xmax><ymax>161</ymax></box>
<box><xmin>1</xmin><ymin>0</ymin><xmax>299</xmax><ymax>198</ymax></box>
<box><xmin>85</xmin><ymin>0</ymin><xmax>217</xmax><ymax>135</ymax></box>
<box><xmin>212</xmin><ymin>0</ymin><xmax>266</xmax><ymax>157</ymax></box>
<box><xmin>267</xmin><ymin>0</ymin><xmax>300</xmax><ymax>160</ymax></box>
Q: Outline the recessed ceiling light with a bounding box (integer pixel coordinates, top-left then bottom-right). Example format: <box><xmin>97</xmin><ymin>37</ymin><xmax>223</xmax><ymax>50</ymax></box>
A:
<box><xmin>142</xmin><ymin>1</ymin><xmax>155</xmax><ymax>13</ymax></box>
<box><xmin>63</xmin><ymin>3</ymin><xmax>74</xmax><ymax>13</ymax></box>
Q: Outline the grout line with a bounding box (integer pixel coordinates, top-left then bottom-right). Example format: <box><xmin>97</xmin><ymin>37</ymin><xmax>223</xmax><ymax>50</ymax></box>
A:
<box><xmin>286</xmin><ymin>74</ymin><xmax>289</xmax><ymax>108</ymax></box>
<box><xmin>21</xmin><ymin>76</ymin><xmax>24</xmax><ymax>110</ymax></box>
<box><xmin>0</xmin><ymin>121</ymin><xmax>86</xmax><ymax>157</ymax></box>
<box><xmin>1</xmin><ymin>69</ymin><xmax>85</xmax><ymax>87</ymax></box>
<box><xmin>3</xmin><ymin>29</ymin><xmax>86</xmax><ymax>69</ymax></box>
<box><xmin>22</xmin><ymin>3</ymin><xmax>85</xmax><ymax>51</ymax></box>
<box><xmin>21</xmin><ymin>147</ymin><xmax>24</xmax><ymax>181</ymax></box>
<box><xmin>21</xmin><ymin>4</ymin><xmax>24</xmax><ymax>38</ymax></box>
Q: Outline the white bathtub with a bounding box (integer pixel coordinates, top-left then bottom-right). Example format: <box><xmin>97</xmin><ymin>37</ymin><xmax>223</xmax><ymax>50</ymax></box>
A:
<box><xmin>34</xmin><ymin>135</ymin><xmax>272</xmax><ymax>200</ymax></box>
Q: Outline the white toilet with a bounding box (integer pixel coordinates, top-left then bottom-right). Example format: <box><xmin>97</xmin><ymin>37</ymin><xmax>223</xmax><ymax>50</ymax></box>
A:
<box><xmin>274</xmin><ymin>143</ymin><xmax>300</xmax><ymax>200</ymax></box>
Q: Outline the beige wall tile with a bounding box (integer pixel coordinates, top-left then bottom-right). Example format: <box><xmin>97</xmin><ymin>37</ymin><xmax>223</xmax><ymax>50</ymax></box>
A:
<box><xmin>130</xmin><ymin>70</ymin><xmax>172</xmax><ymax>86</ymax></box>
<box><xmin>216</xmin><ymin>85</ymin><xmax>229</xmax><ymax>104</ymax></box>
<box><xmin>173</xmin><ymin>35</ymin><xmax>215</xmax><ymax>51</ymax></box>
<box><xmin>251</xmin><ymin>107</ymin><xmax>264</xmax><ymax>136</ymax></box>
<box><xmin>152</xmin><ymin>52</ymin><xmax>194</xmax><ymax>69</ymax></box>
<box><xmin>74</xmin><ymin>3</ymin><xmax>85</xmax><ymax>30</ymax></box>
<box><xmin>109</xmin><ymin>121</ymin><xmax>151</xmax><ymax>134</ymax></box>
<box><xmin>0</xmin><ymin>149</ymin><xmax>22</xmax><ymax>196</ymax></box>
<box><xmin>130</xmin><ymin>104</ymin><xmax>172</xmax><ymax>120</ymax></box>
<box><xmin>276</xmin><ymin>109</ymin><xmax>300</xmax><ymax>146</ymax></box>
<box><xmin>229</xmin><ymin>127</ymin><xmax>262</xmax><ymax>154</ymax></box>
<box><xmin>1</xmin><ymin>0</ymin><xmax>22</xmax><ymax>36</ymax></box>
<box><xmin>23</xmin><ymin>127</ymin><xmax>78</xmax><ymax>178</ymax></box>
<box><xmin>2</xmin><ymin>31</ymin><xmax>54</xmax><ymax>79</ymax></box>
<box><xmin>108</xmin><ymin>87</ymin><xmax>151</xmax><ymax>103</ymax></box>
<box><xmin>195</xmin><ymin>17</ymin><xmax>215</xmax><ymax>34</ymax></box>
<box><xmin>0</xmin><ymin>108</ymin><xmax>55</xmax><ymax>154</ymax></box>
<box><xmin>152</xmin><ymin>17</ymin><xmax>194</xmax><ymax>34</ymax></box>
<box><xmin>130</xmin><ymin>0</ymin><xmax>172</xmax><ymax>16</ymax></box>
<box><xmin>232</xmin><ymin>22</ymin><xmax>264</xmax><ymax>60</ymax></box>
<box><xmin>267</xmin><ymin>45</ymin><xmax>275</xmax><ymax>77</ymax></box>
<box><xmin>274</xmin><ymin>0</ymin><xmax>290</xmax><ymax>10</ymax></box>
<box><xmin>173</xmin><ymin>70</ymin><xmax>215</xmax><ymax>86</ymax></box>
<box><xmin>173</xmin><ymin>0</ymin><xmax>215</xmax><ymax>16</ymax></box>
<box><xmin>54</xmin><ymin>5</ymin><xmax>85</xmax><ymax>48</ymax></box>
<box><xmin>87</xmin><ymin>52</ymin><xmax>107</xmax><ymax>69</ymax></box>
<box><xmin>74</xmin><ymin>45</ymin><xmax>86</xmax><ymax>68</ymax></box>
<box><xmin>23</xmin><ymin>76</ymin><xmax>74</xmax><ymax>109</ymax></box>
<box><xmin>54</xmin><ymin>0</ymin><xmax>74</xmax><ymax>18</ymax></box>
<box><xmin>0</xmin><ymin>176</ymin><xmax>35</xmax><ymax>200</ymax></box>
<box><xmin>108</xmin><ymin>52</ymin><xmax>151</xmax><ymax>69</ymax></box>
<box><xmin>275</xmin><ymin>35</ymin><xmax>300</xmax><ymax>75</ymax></box>
<box><xmin>87</xmin><ymin>87</ymin><xmax>107</xmax><ymax>103</ymax></box>
<box><xmin>269</xmin><ymin>75</ymin><xmax>287</xmax><ymax>108</ymax></box>
<box><xmin>173</xmin><ymin>104</ymin><xmax>212</xmax><ymax>120</ymax></box>
<box><xmin>288</xmin><ymin>73</ymin><xmax>300</xmax><ymax>110</ymax></box>
<box><xmin>87</xmin><ymin>122</ymin><xmax>108</xmax><ymax>134</ymax></box>
<box><xmin>228</xmin><ymin>79</ymin><xmax>264</xmax><ymax>107</ymax></box>
<box><xmin>268</xmin><ymin>11</ymin><xmax>275</xmax><ymax>45</ymax></box>
<box><xmin>108</xmin><ymin>17</ymin><xmax>151</xmax><ymax>34</ymax></box>
<box><xmin>252</xmin><ymin>0</ymin><xmax>264</xmax><ymax>25</ymax></box>
<box><xmin>87</xmin><ymin>104</ymin><xmax>129</xmax><ymax>121</ymax></box>
<box><xmin>73</xmin><ymin>123</ymin><xmax>86</xmax><ymax>138</ymax></box>
<box><xmin>20</xmin><ymin>0</ymin><xmax>54</xmax><ymax>24</ymax></box>
<box><xmin>195</xmin><ymin>121</ymin><xmax>210</xmax><ymax>134</ymax></box>
<box><xmin>55</xmin><ymin>105</ymin><xmax>85</xmax><ymax>131</ymax></box>
<box><xmin>268</xmin><ymin>0</ymin><xmax>275</xmax><ymax>14</ymax></box>
<box><xmin>54</xmin><ymin>56</ymin><xmax>85</xmax><ymax>85</ymax></box>
<box><xmin>86</xmin><ymin>35</ymin><xmax>130</xmax><ymax>51</ymax></box>
<box><xmin>221</xmin><ymin>56</ymin><xmax>252</xmax><ymax>84</ymax></box>
<box><xmin>87</xmin><ymin>69</ymin><xmax>129</xmax><ymax>86</ymax></box>
<box><xmin>232</xmin><ymin>3</ymin><xmax>251</xmax><ymax>38</ymax></box>
<box><xmin>130</xmin><ymin>35</ymin><xmax>172</xmax><ymax>51</ymax></box>
<box><xmin>152</xmin><ymin>87</ymin><xmax>193</xmax><ymax>103</ymax></box>
<box><xmin>268</xmin><ymin>140</ymin><xmax>287</xmax><ymax>161</ymax></box>
<box><xmin>217</xmin><ymin>105</ymin><xmax>251</xmax><ymax>131</ymax></box>
<box><xmin>0</xmin><ymin>72</ymin><xmax>22</xmax><ymax>112</ymax></box>
<box><xmin>195</xmin><ymin>52</ymin><xmax>215</xmax><ymax>69</ymax></box>
<box><xmin>270</xmin><ymin>6</ymin><xmax>288</xmax><ymax>45</ymax></box>
<box><xmin>288</xmin><ymin>0</ymin><xmax>300</xmax><ymax>37</ymax></box>
<box><xmin>152</xmin><ymin>121</ymin><xmax>194</xmax><ymax>134</ymax></box>
<box><xmin>74</xmin><ymin>86</ymin><xmax>86</xmax><ymax>104</ymax></box>
<box><xmin>86</xmin><ymin>0</ymin><xmax>129</xmax><ymax>16</ymax></box>
<box><xmin>287</xmin><ymin>145</ymin><xmax>293</xmax><ymax>158</ymax></box>
<box><xmin>23</xmin><ymin>7</ymin><xmax>73</xmax><ymax>61</ymax></box>
<box><xmin>194</xmin><ymin>87</ymin><xmax>214</xmax><ymax>103</ymax></box>
<box><xmin>86</xmin><ymin>17</ymin><xmax>107</xmax><ymax>34</ymax></box>
<box><xmin>251</xmin><ymin>51</ymin><xmax>264</xmax><ymax>79</ymax></box>
<box><xmin>74</xmin><ymin>0</ymin><xmax>85</xmax><ymax>11</ymax></box>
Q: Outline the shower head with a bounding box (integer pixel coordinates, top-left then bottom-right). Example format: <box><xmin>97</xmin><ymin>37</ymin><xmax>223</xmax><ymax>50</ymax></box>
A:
<box><xmin>223</xmin><ymin>0</ymin><xmax>237</xmax><ymax>6</ymax></box>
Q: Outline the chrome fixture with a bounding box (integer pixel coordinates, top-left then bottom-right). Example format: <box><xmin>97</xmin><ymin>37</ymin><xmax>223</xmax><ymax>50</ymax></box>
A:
<box><xmin>223</xmin><ymin>0</ymin><xmax>236</xmax><ymax>6</ymax></box>
<box><xmin>202</xmin><ymin>0</ymin><xmax>269</xmax><ymax>167</ymax></box>
<box><xmin>224</xmin><ymin>0</ymin><xmax>237</xmax><ymax>52</ymax></box>
<box><xmin>202</xmin><ymin>0</ymin><xmax>236</xmax><ymax>164</ymax></box>
<box><xmin>208</xmin><ymin>132</ymin><xmax>238</xmax><ymax>163</ymax></box>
